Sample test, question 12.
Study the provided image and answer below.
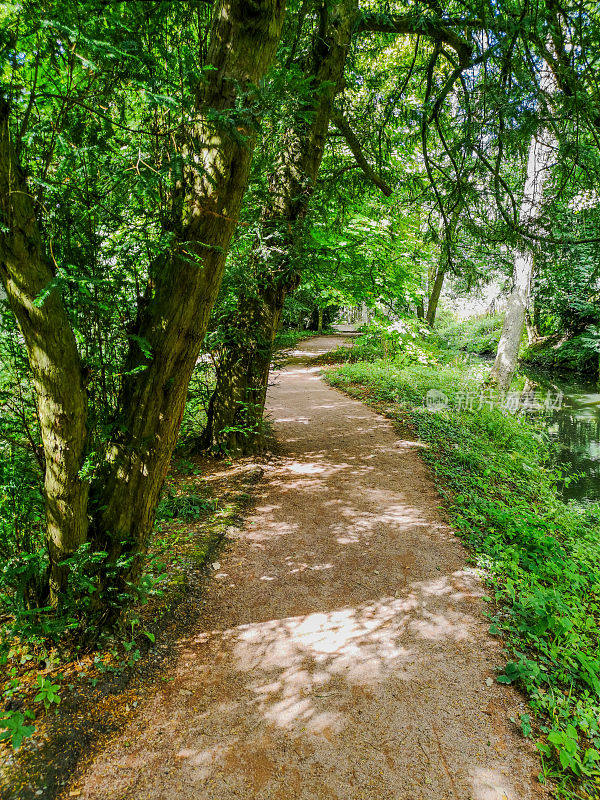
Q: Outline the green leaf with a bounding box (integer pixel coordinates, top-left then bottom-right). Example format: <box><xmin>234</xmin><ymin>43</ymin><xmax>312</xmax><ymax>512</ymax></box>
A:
<box><xmin>0</xmin><ymin>713</ymin><xmax>36</xmax><ymax>749</ymax></box>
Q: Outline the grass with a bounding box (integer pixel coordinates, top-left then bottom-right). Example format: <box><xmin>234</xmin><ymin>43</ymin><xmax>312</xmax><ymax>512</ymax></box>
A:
<box><xmin>326</xmin><ymin>354</ymin><xmax>600</xmax><ymax>799</ymax></box>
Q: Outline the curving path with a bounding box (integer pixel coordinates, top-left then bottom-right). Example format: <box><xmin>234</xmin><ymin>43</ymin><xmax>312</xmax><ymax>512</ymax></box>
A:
<box><xmin>75</xmin><ymin>335</ymin><xmax>545</xmax><ymax>800</ymax></box>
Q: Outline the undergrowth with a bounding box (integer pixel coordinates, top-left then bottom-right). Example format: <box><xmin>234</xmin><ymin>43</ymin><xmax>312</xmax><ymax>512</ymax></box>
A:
<box><xmin>523</xmin><ymin>332</ymin><xmax>600</xmax><ymax>377</ymax></box>
<box><xmin>316</xmin><ymin>318</ymin><xmax>439</xmax><ymax>365</ymax></box>
<box><xmin>0</xmin><ymin>457</ymin><xmax>234</xmax><ymax>770</ymax></box>
<box><xmin>327</xmin><ymin>354</ymin><xmax>600</xmax><ymax>799</ymax></box>
<box><xmin>436</xmin><ymin>313</ymin><xmax>503</xmax><ymax>356</ymax></box>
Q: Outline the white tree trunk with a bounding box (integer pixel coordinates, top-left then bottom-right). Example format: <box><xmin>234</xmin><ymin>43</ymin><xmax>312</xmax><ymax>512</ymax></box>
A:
<box><xmin>492</xmin><ymin>245</ymin><xmax>533</xmax><ymax>389</ymax></box>
<box><xmin>491</xmin><ymin>67</ymin><xmax>556</xmax><ymax>390</ymax></box>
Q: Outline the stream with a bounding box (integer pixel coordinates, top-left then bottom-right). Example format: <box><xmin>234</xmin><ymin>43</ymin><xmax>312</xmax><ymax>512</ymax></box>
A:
<box><xmin>518</xmin><ymin>366</ymin><xmax>600</xmax><ymax>503</ymax></box>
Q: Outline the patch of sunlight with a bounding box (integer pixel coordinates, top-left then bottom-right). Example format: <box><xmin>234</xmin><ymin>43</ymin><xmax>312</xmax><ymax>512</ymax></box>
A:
<box><xmin>470</xmin><ymin>766</ymin><xmax>515</xmax><ymax>800</ymax></box>
<box><xmin>287</xmin><ymin>562</ymin><xmax>334</xmax><ymax>574</ymax></box>
<box><xmin>286</xmin><ymin>461</ymin><xmax>327</xmax><ymax>475</ymax></box>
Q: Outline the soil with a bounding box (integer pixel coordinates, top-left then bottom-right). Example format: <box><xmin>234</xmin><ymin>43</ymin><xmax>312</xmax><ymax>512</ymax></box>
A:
<box><xmin>67</xmin><ymin>334</ymin><xmax>546</xmax><ymax>800</ymax></box>
<box><xmin>0</xmin><ymin>457</ymin><xmax>259</xmax><ymax>800</ymax></box>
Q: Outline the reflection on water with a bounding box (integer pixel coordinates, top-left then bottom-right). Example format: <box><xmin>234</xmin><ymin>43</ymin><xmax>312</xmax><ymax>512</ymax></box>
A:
<box><xmin>521</xmin><ymin>367</ymin><xmax>600</xmax><ymax>503</ymax></box>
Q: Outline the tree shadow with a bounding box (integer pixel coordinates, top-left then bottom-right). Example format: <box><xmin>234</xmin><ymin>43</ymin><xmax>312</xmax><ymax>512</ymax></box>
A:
<box><xmin>75</xmin><ymin>356</ymin><xmax>544</xmax><ymax>800</ymax></box>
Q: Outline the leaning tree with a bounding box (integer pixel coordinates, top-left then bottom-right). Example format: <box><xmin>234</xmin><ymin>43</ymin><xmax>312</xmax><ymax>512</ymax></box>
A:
<box><xmin>0</xmin><ymin>0</ymin><xmax>286</xmax><ymax>615</ymax></box>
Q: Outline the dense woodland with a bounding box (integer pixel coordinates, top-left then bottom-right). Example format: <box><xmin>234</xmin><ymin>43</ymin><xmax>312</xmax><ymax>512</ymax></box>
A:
<box><xmin>1</xmin><ymin>0</ymin><xmax>600</xmax><ymax>797</ymax></box>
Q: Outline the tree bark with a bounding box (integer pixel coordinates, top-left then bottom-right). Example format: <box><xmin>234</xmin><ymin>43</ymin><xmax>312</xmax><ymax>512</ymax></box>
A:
<box><xmin>203</xmin><ymin>2</ymin><xmax>473</xmax><ymax>453</ymax></box>
<box><xmin>491</xmin><ymin>127</ymin><xmax>554</xmax><ymax>388</ymax></box>
<box><xmin>331</xmin><ymin>112</ymin><xmax>392</xmax><ymax>196</ymax></box>
<box><xmin>491</xmin><ymin>248</ymin><xmax>533</xmax><ymax>389</ymax></box>
<box><xmin>426</xmin><ymin>266</ymin><xmax>445</xmax><ymax>326</ymax></box>
<box><xmin>0</xmin><ymin>99</ymin><xmax>89</xmax><ymax>600</ymax></box>
<box><xmin>202</xmin><ymin>0</ymin><xmax>358</xmax><ymax>453</ymax></box>
<box><xmin>203</xmin><ymin>283</ymin><xmax>286</xmax><ymax>453</ymax></box>
<box><xmin>1</xmin><ymin>0</ymin><xmax>286</xmax><ymax>610</ymax></box>
<box><xmin>357</xmin><ymin>11</ymin><xmax>472</xmax><ymax>66</ymax></box>
<box><xmin>426</xmin><ymin>199</ymin><xmax>464</xmax><ymax>328</ymax></box>
<box><xmin>91</xmin><ymin>0</ymin><xmax>286</xmax><ymax>584</ymax></box>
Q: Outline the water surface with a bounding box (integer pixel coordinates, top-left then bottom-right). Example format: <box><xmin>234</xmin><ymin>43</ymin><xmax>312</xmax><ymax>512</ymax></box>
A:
<box><xmin>520</xmin><ymin>366</ymin><xmax>600</xmax><ymax>503</ymax></box>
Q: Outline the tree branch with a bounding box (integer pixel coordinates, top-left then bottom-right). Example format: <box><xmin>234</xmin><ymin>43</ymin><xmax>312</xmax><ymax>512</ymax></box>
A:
<box><xmin>331</xmin><ymin>112</ymin><xmax>393</xmax><ymax>196</ymax></box>
<box><xmin>357</xmin><ymin>11</ymin><xmax>473</xmax><ymax>66</ymax></box>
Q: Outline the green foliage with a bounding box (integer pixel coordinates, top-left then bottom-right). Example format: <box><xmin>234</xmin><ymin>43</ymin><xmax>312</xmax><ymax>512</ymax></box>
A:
<box><xmin>156</xmin><ymin>492</ymin><xmax>217</xmax><ymax>522</ymax></box>
<box><xmin>523</xmin><ymin>331</ymin><xmax>600</xmax><ymax>376</ymax></box>
<box><xmin>0</xmin><ymin>711</ymin><xmax>35</xmax><ymax>750</ymax></box>
<box><xmin>437</xmin><ymin>314</ymin><xmax>504</xmax><ymax>357</ymax></box>
<box><xmin>2</xmin><ymin>0</ymin><xmax>600</xmax><ymax>781</ymax></box>
<box><xmin>317</xmin><ymin>315</ymin><xmax>439</xmax><ymax>365</ymax></box>
<box><xmin>33</xmin><ymin>676</ymin><xmax>61</xmax><ymax>711</ymax></box>
<box><xmin>328</xmin><ymin>350</ymin><xmax>600</xmax><ymax>797</ymax></box>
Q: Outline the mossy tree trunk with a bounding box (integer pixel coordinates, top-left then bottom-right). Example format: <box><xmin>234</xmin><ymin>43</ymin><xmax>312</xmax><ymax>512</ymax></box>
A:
<box><xmin>202</xmin><ymin>0</ymin><xmax>359</xmax><ymax>453</ymax></box>
<box><xmin>203</xmin><ymin>282</ymin><xmax>287</xmax><ymax>453</ymax></box>
<box><xmin>426</xmin><ymin>266</ymin><xmax>446</xmax><ymax>327</ymax></box>
<box><xmin>90</xmin><ymin>0</ymin><xmax>286</xmax><ymax>587</ymax></box>
<box><xmin>0</xmin><ymin>100</ymin><xmax>89</xmax><ymax>602</ymax></box>
<box><xmin>0</xmin><ymin>0</ymin><xmax>286</xmax><ymax>607</ymax></box>
<box><xmin>202</xmin><ymin>5</ymin><xmax>472</xmax><ymax>454</ymax></box>
<box><xmin>426</xmin><ymin>205</ymin><xmax>462</xmax><ymax>327</ymax></box>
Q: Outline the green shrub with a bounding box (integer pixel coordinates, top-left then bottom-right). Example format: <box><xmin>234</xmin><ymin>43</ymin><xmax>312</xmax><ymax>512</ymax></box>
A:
<box><xmin>317</xmin><ymin>316</ymin><xmax>439</xmax><ymax>365</ymax></box>
<box><xmin>523</xmin><ymin>330</ymin><xmax>600</xmax><ymax>376</ymax></box>
<box><xmin>437</xmin><ymin>313</ymin><xmax>503</xmax><ymax>356</ymax></box>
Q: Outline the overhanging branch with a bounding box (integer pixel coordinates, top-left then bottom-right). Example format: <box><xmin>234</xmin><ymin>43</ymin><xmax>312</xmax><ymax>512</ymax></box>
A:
<box><xmin>357</xmin><ymin>11</ymin><xmax>473</xmax><ymax>66</ymax></box>
<box><xmin>331</xmin><ymin>112</ymin><xmax>393</xmax><ymax>196</ymax></box>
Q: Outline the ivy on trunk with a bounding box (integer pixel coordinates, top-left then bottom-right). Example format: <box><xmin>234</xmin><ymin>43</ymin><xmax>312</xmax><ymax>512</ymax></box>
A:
<box><xmin>0</xmin><ymin>0</ymin><xmax>286</xmax><ymax>618</ymax></box>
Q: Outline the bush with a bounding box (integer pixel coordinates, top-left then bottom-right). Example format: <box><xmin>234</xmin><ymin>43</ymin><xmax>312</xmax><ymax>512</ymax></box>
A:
<box><xmin>522</xmin><ymin>330</ymin><xmax>600</xmax><ymax>376</ymax></box>
<box><xmin>317</xmin><ymin>316</ymin><xmax>439</xmax><ymax>365</ymax></box>
<box><xmin>437</xmin><ymin>313</ymin><xmax>503</xmax><ymax>356</ymax></box>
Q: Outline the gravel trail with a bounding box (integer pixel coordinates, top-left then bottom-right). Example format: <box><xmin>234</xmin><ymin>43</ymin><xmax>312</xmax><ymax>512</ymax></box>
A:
<box><xmin>74</xmin><ymin>335</ymin><xmax>545</xmax><ymax>800</ymax></box>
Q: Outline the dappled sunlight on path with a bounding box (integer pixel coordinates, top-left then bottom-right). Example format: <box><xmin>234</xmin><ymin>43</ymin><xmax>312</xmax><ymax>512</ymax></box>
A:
<box><xmin>77</xmin><ymin>335</ymin><xmax>544</xmax><ymax>800</ymax></box>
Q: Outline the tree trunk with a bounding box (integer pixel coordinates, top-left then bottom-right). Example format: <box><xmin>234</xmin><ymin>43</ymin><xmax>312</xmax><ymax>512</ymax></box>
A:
<box><xmin>491</xmin><ymin>60</ymin><xmax>556</xmax><ymax>390</ymax></box>
<box><xmin>202</xmin><ymin>3</ymin><xmax>472</xmax><ymax>454</ymax></box>
<box><xmin>1</xmin><ymin>0</ymin><xmax>286</xmax><ymax>610</ymax></box>
<box><xmin>203</xmin><ymin>0</ymin><xmax>358</xmax><ymax>453</ymax></box>
<box><xmin>426</xmin><ymin>266</ymin><xmax>446</xmax><ymax>326</ymax></box>
<box><xmin>91</xmin><ymin>0</ymin><xmax>287</xmax><ymax>585</ymax></box>
<box><xmin>203</xmin><ymin>288</ymin><xmax>285</xmax><ymax>453</ymax></box>
<box><xmin>0</xmin><ymin>99</ymin><xmax>89</xmax><ymax>600</ymax></box>
<box><xmin>491</xmin><ymin>248</ymin><xmax>534</xmax><ymax>389</ymax></box>
<box><xmin>491</xmin><ymin>142</ymin><xmax>552</xmax><ymax>388</ymax></box>
<box><xmin>426</xmin><ymin>202</ymin><xmax>463</xmax><ymax>328</ymax></box>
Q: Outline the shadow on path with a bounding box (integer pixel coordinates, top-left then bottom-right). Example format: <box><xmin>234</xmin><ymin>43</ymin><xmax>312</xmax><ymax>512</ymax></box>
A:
<box><xmin>74</xmin><ymin>336</ymin><xmax>545</xmax><ymax>800</ymax></box>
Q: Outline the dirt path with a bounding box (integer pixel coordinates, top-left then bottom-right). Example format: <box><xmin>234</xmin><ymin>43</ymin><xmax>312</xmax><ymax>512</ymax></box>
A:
<box><xmin>74</xmin><ymin>335</ymin><xmax>545</xmax><ymax>800</ymax></box>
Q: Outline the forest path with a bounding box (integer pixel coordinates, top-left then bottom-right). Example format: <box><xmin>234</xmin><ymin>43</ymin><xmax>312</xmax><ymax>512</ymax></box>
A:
<box><xmin>75</xmin><ymin>335</ymin><xmax>545</xmax><ymax>800</ymax></box>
